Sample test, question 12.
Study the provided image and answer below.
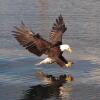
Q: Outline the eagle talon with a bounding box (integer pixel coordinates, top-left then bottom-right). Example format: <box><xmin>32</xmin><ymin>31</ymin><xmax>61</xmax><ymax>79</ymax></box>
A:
<box><xmin>65</xmin><ymin>61</ymin><xmax>74</xmax><ymax>68</ymax></box>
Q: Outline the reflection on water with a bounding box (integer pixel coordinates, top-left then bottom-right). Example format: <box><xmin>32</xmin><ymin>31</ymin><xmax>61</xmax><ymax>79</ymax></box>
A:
<box><xmin>20</xmin><ymin>72</ymin><xmax>73</xmax><ymax>100</ymax></box>
<box><xmin>0</xmin><ymin>58</ymin><xmax>100</xmax><ymax>100</ymax></box>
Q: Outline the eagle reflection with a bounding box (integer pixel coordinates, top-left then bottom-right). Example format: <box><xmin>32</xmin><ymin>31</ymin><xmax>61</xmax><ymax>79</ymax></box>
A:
<box><xmin>21</xmin><ymin>72</ymin><xmax>74</xmax><ymax>100</ymax></box>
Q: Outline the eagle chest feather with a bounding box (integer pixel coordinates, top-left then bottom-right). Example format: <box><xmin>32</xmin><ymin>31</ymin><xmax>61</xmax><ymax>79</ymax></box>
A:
<box><xmin>48</xmin><ymin>47</ymin><xmax>61</xmax><ymax>57</ymax></box>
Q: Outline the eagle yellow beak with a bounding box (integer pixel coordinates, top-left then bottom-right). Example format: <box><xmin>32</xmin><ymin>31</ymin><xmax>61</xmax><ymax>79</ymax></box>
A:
<box><xmin>65</xmin><ymin>75</ymin><xmax>74</xmax><ymax>82</ymax></box>
<box><xmin>65</xmin><ymin>61</ymin><xmax>73</xmax><ymax>68</ymax></box>
<box><xmin>68</xmin><ymin>48</ymin><xmax>72</xmax><ymax>53</ymax></box>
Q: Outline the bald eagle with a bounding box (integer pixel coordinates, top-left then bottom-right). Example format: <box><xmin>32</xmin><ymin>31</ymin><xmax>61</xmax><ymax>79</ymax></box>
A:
<box><xmin>12</xmin><ymin>15</ymin><xmax>73</xmax><ymax>67</ymax></box>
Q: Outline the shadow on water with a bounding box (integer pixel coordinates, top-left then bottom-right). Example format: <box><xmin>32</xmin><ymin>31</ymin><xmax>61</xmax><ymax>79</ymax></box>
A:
<box><xmin>20</xmin><ymin>72</ymin><xmax>74</xmax><ymax>100</ymax></box>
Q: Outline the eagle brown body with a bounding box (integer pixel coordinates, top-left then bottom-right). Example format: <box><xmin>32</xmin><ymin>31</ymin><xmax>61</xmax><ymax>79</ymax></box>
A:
<box><xmin>12</xmin><ymin>15</ymin><xmax>73</xmax><ymax>67</ymax></box>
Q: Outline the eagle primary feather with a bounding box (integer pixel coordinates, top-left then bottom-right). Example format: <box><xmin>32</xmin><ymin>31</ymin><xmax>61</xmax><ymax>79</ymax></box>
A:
<box><xmin>13</xmin><ymin>22</ymin><xmax>50</xmax><ymax>56</ymax></box>
<box><xmin>49</xmin><ymin>14</ymin><xmax>67</xmax><ymax>45</ymax></box>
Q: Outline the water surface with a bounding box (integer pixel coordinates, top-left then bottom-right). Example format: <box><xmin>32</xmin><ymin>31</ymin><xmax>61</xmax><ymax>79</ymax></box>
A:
<box><xmin>0</xmin><ymin>0</ymin><xmax>100</xmax><ymax>100</ymax></box>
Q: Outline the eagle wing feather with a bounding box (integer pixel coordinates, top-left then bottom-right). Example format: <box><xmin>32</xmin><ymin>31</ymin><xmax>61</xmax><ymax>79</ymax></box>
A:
<box><xmin>12</xmin><ymin>22</ymin><xmax>50</xmax><ymax>56</ymax></box>
<box><xmin>49</xmin><ymin>15</ymin><xmax>67</xmax><ymax>45</ymax></box>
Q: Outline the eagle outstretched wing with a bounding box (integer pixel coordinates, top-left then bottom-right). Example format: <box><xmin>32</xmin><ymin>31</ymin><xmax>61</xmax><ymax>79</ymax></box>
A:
<box><xmin>12</xmin><ymin>22</ymin><xmax>50</xmax><ymax>56</ymax></box>
<box><xmin>49</xmin><ymin>14</ymin><xmax>67</xmax><ymax>45</ymax></box>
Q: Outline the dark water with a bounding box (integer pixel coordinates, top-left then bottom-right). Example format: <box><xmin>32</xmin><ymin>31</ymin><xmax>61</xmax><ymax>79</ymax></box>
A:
<box><xmin>0</xmin><ymin>0</ymin><xmax>100</xmax><ymax>100</ymax></box>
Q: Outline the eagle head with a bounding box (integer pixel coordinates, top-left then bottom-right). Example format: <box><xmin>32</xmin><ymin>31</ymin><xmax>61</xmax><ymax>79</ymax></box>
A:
<box><xmin>60</xmin><ymin>44</ymin><xmax>72</xmax><ymax>53</ymax></box>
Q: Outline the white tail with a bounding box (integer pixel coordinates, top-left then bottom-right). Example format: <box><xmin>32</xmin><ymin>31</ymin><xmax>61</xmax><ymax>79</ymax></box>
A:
<box><xmin>35</xmin><ymin>58</ymin><xmax>54</xmax><ymax>65</ymax></box>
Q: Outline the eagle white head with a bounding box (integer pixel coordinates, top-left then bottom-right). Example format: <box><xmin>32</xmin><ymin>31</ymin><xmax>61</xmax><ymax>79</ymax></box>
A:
<box><xmin>60</xmin><ymin>44</ymin><xmax>72</xmax><ymax>53</ymax></box>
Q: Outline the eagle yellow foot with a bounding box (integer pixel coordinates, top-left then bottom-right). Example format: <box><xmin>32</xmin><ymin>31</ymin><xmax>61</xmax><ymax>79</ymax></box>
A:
<box><xmin>65</xmin><ymin>61</ymin><xmax>74</xmax><ymax>68</ymax></box>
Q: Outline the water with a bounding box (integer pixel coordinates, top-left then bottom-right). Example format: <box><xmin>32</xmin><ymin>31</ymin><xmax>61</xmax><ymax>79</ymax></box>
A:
<box><xmin>0</xmin><ymin>0</ymin><xmax>100</xmax><ymax>100</ymax></box>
